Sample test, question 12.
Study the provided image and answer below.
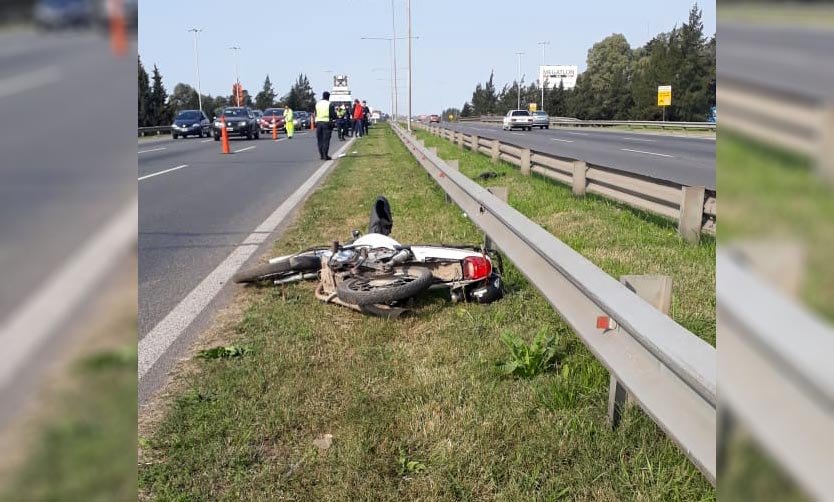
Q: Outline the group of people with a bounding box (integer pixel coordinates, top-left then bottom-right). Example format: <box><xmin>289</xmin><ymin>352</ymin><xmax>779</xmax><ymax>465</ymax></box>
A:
<box><xmin>314</xmin><ymin>92</ymin><xmax>372</xmax><ymax>161</ymax></box>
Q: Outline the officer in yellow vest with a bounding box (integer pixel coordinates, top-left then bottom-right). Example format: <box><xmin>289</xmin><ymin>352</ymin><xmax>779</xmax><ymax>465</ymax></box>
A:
<box><xmin>283</xmin><ymin>106</ymin><xmax>294</xmax><ymax>139</ymax></box>
<box><xmin>315</xmin><ymin>91</ymin><xmax>337</xmax><ymax>160</ymax></box>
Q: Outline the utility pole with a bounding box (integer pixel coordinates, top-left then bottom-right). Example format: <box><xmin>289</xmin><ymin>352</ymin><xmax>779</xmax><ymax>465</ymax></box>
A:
<box><xmin>188</xmin><ymin>28</ymin><xmax>204</xmax><ymax>114</ymax></box>
<box><xmin>537</xmin><ymin>41</ymin><xmax>549</xmax><ymax>111</ymax></box>
<box><xmin>407</xmin><ymin>0</ymin><xmax>413</xmax><ymax>131</ymax></box>
<box><xmin>229</xmin><ymin>46</ymin><xmax>241</xmax><ymax>106</ymax></box>
<box><xmin>391</xmin><ymin>0</ymin><xmax>398</xmax><ymax>121</ymax></box>
<box><xmin>515</xmin><ymin>51</ymin><xmax>524</xmax><ymax>110</ymax></box>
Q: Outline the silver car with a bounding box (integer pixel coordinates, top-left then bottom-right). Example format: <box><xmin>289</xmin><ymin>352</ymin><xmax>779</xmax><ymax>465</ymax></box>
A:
<box><xmin>531</xmin><ymin>111</ymin><xmax>549</xmax><ymax>129</ymax></box>
<box><xmin>502</xmin><ymin>109</ymin><xmax>533</xmax><ymax>131</ymax></box>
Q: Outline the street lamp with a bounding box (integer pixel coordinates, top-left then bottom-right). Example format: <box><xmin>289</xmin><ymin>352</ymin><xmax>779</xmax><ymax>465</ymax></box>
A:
<box><xmin>407</xmin><ymin>0</ymin><xmax>412</xmax><ymax>131</ymax></box>
<box><xmin>361</xmin><ymin>35</ymin><xmax>415</xmax><ymax>123</ymax></box>
<box><xmin>188</xmin><ymin>28</ymin><xmax>203</xmax><ymax>114</ymax></box>
<box><xmin>537</xmin><ymin>41</ymin><xmax>550</xmax><ymax>111</ymax></box>
<box><xmin>229</xmin><ymin>46</ymin><xmax>242</xmax><ymax>106</ymax></box>
<box><xmin>514</xmin><ymin>51</ymin><xmax>524</xmax><ymax>110</ymax></box>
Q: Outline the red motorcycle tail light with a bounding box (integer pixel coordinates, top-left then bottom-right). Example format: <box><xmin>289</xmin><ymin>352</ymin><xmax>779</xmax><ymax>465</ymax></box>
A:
<box><xmin>463</xmin><ymin>255</ymin><xmax>491</xmax><ymax>281</ymax></box>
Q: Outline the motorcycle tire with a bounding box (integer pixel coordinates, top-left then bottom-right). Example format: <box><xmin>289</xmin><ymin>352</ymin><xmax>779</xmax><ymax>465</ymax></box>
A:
<box><xmin>232</xmin><ymin>255</ymin><xmax>321</xmax><ymax>284</ymax></box>
<box><xmin>336</xmin><ymin>267</ymin><xmax>433</xmax><ymax>305</ymax></box>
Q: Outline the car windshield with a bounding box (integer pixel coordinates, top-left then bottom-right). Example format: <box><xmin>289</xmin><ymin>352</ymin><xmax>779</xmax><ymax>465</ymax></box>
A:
<box><xmin>176</xmin><ymin>111</ymin><xmax>201</xmax><ymax>121</ymax></box>
<box><xmin>223</xmin><ymin>108</ymin><xmax>248</xmax><ymax>118</ymax></box>
<box><xmin>263</xmin><ymin>109</ymin><xmax>283</xmax><ymax>117</ymax></box>
<box><xmin>511</xmin><ymin>110</ymin><xmax>530</xmax><ymax>116</ymax></box>
<box><xmin>533</xmin><ymin>111</ymin><xmax>547</xmax><ymax>116</ymax></box>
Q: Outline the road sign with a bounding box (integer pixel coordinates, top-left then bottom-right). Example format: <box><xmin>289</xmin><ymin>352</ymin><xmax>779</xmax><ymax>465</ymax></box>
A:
<box><xmin>657</xmin><ymin>85</ymin><xmax>672</xmax><ymax>106</ymax></box>
<box><xmin>528</xmin><ymin>102</ymin><xmax>537</xmax><ymax>112</ymax></box>
<box><xmin>540</xmin><ymin>65</ymin><xmax>578</xmax><ymax>90</ymax></box>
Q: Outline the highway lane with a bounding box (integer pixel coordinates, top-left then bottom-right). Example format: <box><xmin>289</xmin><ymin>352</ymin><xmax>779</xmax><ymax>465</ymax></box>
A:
<box><xmin>442</xmin><ymin>122</ymin><xmax>715</xmax><ymax>189</ymax></box>
<box><xmin>720</xmin><ymin>23</ymin><xmax>834</xmax><ymax>101</ymax></box>
<box><xmin>138</xmin><ymin>129</ymin><xmax>334</xmax><ymax>402</ymax></box>
<box><xmin>0</xmin><ymin>29</ymin><xmax>135</xmax><ymax>426</ymax></box>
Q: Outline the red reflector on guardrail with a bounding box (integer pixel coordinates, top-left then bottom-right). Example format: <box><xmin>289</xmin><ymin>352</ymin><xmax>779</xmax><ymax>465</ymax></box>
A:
<box><xmin>596</xmin><ymin>316</ymin><xmax>618</xmax><ymax>330</ymax></box>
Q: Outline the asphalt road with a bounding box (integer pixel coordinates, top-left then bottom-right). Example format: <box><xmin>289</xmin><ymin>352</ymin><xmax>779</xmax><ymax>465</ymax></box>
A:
<box><xmin>0</xmin><ymin>29</ymin><xmax>135</xmax><ymax>427</ymax></box>
<box><xmin>442</xmin><ymin>122</ymin><xmax>715</xmax><ymax>189</ymax></box>
<box><xmin>138</xmin><ymin>129</ymin><xmax>344</xmax><ymax>402</ymax></box>
<box><xmin>719</xmin><ymin>23</ymin><xmax>834</xmax><ymax>101</ymax></box>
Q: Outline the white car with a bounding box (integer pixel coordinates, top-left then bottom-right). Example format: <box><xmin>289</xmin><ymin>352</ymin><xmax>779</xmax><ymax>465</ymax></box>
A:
<box><xmin>502</xmin><ymin>110</ymin><xmax>533</xmax><ymax>131</ymax></box>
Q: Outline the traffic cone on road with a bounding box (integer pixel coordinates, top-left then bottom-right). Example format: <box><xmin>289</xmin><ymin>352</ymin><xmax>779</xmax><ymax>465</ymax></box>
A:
<box><xmin>220</xmin><ymin>116</ymin><xmax>231</xmax><ymax>154</ymax></box>
<box><xmin>109</xmin><ymin>0</ymin><xmax>127</xmax><ymax>57</ymax></box>
<box><xmin>272</xmin><ymin>120</ymin><xmax>278</xmax><ymax>140</ymax></box>
<box><xmin>310</xmin><ymin>113</ymin><xmax>315</xmax><ymax>130</ymax></box>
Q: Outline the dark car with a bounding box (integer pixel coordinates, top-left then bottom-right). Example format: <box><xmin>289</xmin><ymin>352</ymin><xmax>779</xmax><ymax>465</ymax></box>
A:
<box><xmin>214</xmin><ymin>107</ymin><xmax>260</xmax><ymax>140</ymax></box>
<box><xmin>259</xmin><ymin>108</ymin><xmax>285</xmax><ymax>134</ymax></box>
<box><xmin>295</xmin><ymin>111</ymin><xmax>311</xmax><ymax>129</ymax></box>
<box><xmin>171</xmin><ymin>110</ymin><xmax>210</xmax><ymax>139</ymax></box>
<box><xmin>34</xmin><ymin>0</ymin><xmax>93</xmax><ymax>29</ymax></box>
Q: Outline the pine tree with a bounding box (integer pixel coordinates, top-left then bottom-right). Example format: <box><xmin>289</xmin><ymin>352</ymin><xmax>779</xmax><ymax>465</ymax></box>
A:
<box><xmin>461</xmin><ymin>102</ymin><xmax>473</xmax><ymax>117</ymax></box>
<box><xmin>255</xmin><ymin>75</ymin><xmax>276</xmax><ymax>110</ymax></box>
<box><xmin>138</xmin><ymin>56</ymin><xmax>150</xmax><ymax>127</ymax></box>
<box><xmin>148</xmin><ymin>64</ymin><xmax>169</xmax><ymax>126</ymax></box>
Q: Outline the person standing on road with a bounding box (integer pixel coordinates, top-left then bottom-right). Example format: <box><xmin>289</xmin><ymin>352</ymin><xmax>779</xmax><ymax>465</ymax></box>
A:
<box><xmin>352</xmin><ymin>99</ymin><xmax>364</xmax><ymax>138</ymax></box>
<box><xmin>283</xmin><ymin>105</ymin><xmax>295</xmax><ymax>139</ymax></box>
<box><xmin>362</xmin><ymin>100</ymin><xmax>370</xmax><ymax>136</ymax></box>
<box><xmin>335</xmin><ymin>105</ymin><xmax>347</xmax><ymax>141</ymax></box>
<box><xmin>315</xmin><ymin>92</ymin><xmax>337</xmax><ymax>160</ymax></box>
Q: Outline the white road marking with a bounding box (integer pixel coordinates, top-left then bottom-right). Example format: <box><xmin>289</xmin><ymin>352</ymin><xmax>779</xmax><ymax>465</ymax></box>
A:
<box><xmin>550</xmin><ymin>138</ymin><xmax>574</xmax><ymax>143</ymax></box>
<box><xmin>620</xmin><ymin>148</ymin><xmax>674</xmax><ymax>158</ymax></box>
<box><xmin>274</xmin><ymin>138</ymin><xmax>287</xmax><ymax>143</ymax></box>
<box><xmin>0</xmin><ymin>199</ymin><xmax>136</xmax><ymax>389</ymax></box>
<box><xmin>511</xmin><ymin>132</ymin><xmax>525</xmax><ymax>136</ymax></box>
<box><xmin>201</xmin><ymin>139</ymin><xmax>213</xmax><ymax>143</ymax></box>
<box><xmin>0</xmin><ymin>66</ymin><xmax>61</xmax><ymax>100</ymax></box>
<box><xmin>138</xmin><ymin>138</ymin><xmax>357</xmax><ymax>380</ymax></box>
<box><xmin>567</xmin><ymin>132</ymin><xmax>590</xmax><ymax>136</ymax></box>
<box><xmin>235</xmin><ymin>146</ymin><xmax>256</xmax><ymax>153</ymax></box>
<box><xmin>138</xmin><ymin>147</ymin><xmax>167</xmax><ymax>154</ymax></box>
<box><xmin>138</xmin><ymin>164</ymin><xmax>188</xmax><ymax>181</ymax></box>
<box><xmin>621</xmin><ymin>137</ymin><xmax>655</xmax><ymax>142</ymax></box>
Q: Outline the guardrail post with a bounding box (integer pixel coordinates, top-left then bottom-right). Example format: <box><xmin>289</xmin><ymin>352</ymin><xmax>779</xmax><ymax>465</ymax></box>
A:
<box><xmin>457</xmin><ymin>132</ymin><xmax>464</xmax><ymax>150</ymax></box>
<box><xmin>445</xmin><ymin>160</ymin><xmax>459</xmax><ymax>204</ymax></box>
<box><xmin>572</xmin><ymin>160</ymin><xmax>587</xmax><ymax>196</ymax></box>
<box><xmin>471</xmin><ymin>135</ymin><xmax>479</xmax><ymax>153</ymax></box>
<box><xmin>491</xmin><ymin>140</ymin><xmax>500</xmax><ymax>163</ymax></box>
<box><xmin>484</xmin><ymin>187</ymin><xmax>509</xmax><ymax>250</ymax></box>
<box><xmin>609</xmin><ymin>274</ymin><xmax>674</xmax><ymax>428</ymax></box>
<box><xmin>520</xmin><ymin>148</ymin><xmax>531</xmax><ymax>176</ymax></box>
<box><xmin>678</xmin><ymin>186</ymin><xmax>706</xmax><ymax>243</ymax></box>
<box><xmin>820</xmin><ymin>103</ymin><xmax>834</xmax><ymax>183</ymax></box>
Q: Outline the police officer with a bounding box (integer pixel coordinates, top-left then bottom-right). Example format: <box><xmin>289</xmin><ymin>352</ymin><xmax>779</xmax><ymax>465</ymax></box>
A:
<box><xmin>315</xmin><ymin>92</ymin><xmax>337</xmax><ymax>160</ymax></box>
<box><xmin>283</xmin><ymin>105</ymin><xmax>294</xmax><ymax>139</ymax></box>
<box><xmin>335</xmin><ymin>105</ymin><xmax>347</xmax><ymax>141</ymax></box>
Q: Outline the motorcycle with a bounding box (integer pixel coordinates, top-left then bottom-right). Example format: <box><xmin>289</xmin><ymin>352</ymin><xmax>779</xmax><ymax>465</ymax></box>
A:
<box><xmin>232</xmin><ymin>231</ymin><xmax>504</xmax><ymax>318</ymax></box>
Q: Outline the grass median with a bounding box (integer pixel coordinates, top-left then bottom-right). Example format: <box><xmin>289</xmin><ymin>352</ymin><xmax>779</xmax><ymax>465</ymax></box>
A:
<box><xmin>139</xmin><ymin>125</ymin><xmax>714</xmax><ymax>501</ymax></box>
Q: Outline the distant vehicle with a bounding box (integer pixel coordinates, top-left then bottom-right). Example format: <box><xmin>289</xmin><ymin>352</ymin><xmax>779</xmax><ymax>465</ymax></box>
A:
<box><xmin>34</xmin><ymin>0</ymin><xmax>93</xmax><ymax>29</ymax></box>
<box><xmin>294</xmin><ymin>111</ymin><xmax>311</xmax><ymax>130</ymax></box>
<box><xmin>429</xmin><ymin>115</ymin><xmax>440</xmax><ymax>123</ymax></box>
<box><xmin>252</xmin><ymin>110</ymin><xmax>264</xmax><ymax>121</ymax></box>
<box><xmin>708</xmin><ymin>106</ymin><xmax>717</xmax><ymax>123</ymax></box>
<box><xmin>502</xmin><ymin>110</ymin><xmax>533</xmax><ymax>131</ymax></box>
<box><xmin>259</xmin><ymin>108</ymin><xmax>285</xmax><ymax>133</ymax></box>
<box><xmin>171</xmin><ymin>110</ymin><xmax>210</xmax><ymax>139</ymax></box>
<box><xmin>214</xmin><ymin>107</ymin><xmax>260</xmax><ymax>140</ymax></box>
<box><xmin>531</xmin><ymin>111</ymin><xmax>549</xmax><ymax>129</ymax></box>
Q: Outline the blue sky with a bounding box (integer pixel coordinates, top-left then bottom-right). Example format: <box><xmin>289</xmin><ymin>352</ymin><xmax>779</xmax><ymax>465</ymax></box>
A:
<box><xmin>138</xmin><ymin>0</ymin><xmax>715</xmax><ymax>115</ymax></box>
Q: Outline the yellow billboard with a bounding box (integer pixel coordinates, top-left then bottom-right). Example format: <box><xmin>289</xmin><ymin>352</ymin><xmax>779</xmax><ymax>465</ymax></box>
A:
<box><xmin>657</xmin><ymin>85</ymin><xmax>672</xmax><ymax>106</ymax></box>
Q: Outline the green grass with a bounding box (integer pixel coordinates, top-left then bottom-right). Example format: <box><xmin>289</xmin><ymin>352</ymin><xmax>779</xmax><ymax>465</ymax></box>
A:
<box><xmin>719</xmin><ymin>3</ymin><xmax>834</xmax><ymax>28</ymax></box>
<box><xmin>139</xmin><ymin>125</ymin><xmax>714</xmax><ymax>501</ymax></box>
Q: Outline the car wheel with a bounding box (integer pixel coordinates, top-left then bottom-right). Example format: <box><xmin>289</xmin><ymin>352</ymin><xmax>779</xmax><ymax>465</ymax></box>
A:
<box><xmin>246</xmin><ymin>129</ymin><xmax>253</xmax><ymax>140</ymax></box>
<box><xmin>255</xmin><ymin>130</ymin><xmax>260</xmax><ymax>139</ymax></box>
<box><xmin>172</xmin><ymin>133</ymin><xmax>178</xmax><ymax>139</ymax></box>
<box><xmin>214</xmin><ymin>134</ymin><xmax>220</xmax><ymax>141</ymax></box>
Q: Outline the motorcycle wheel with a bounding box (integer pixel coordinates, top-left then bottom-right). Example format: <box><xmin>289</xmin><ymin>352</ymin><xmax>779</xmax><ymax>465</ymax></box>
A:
<box><xmin>336</xmin><ymin>267</ymin><xmax>433</xmax><ymax>305</ymax></box>
<box><xmin>232</xmin><ymin>255</ymin><xmax>321</xmax><ymax>284</ymax></box>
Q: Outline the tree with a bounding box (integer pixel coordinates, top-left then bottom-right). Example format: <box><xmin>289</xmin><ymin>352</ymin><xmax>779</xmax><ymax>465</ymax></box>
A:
<box><xmin>580</xmin><ymin>34</ymin><xmax>634</xmax><ymax>119</ymax></box>
<box><xmin>470</xmin><ymin>71</ymin><xmax>498</xmax><ymax>116</ymax></box>
<box><xmin>282</xmin><ymin>74</ymin><xmax>316</xmax><ymax>111</ymax></box>
<box><xmin>168</xmin><ymin>83</ymin><xmax>199</xmax><ymax>114</ymax></box>
<box><xmin>138</xmin><ymin>56</ymin><xmax>150</xmax><ymax>127</ymax></box>
<box><xmin>147</xmin><ymin>64</ymin><xmax>169</xmax><ymax>126</ymax></box>
<box><xmin>440</xmin><ymin>107</ymin><xmax>461</xmax><ymax>121</ymax></box>
<box><xmin>545</xmin><ymin>80</ymin><xmax>567</xmax><ymax>117</ymax></box>
<box><xmin>254</xmin><ymin>75</ymin><xmax>276</xmax><ymax>110</ymax></box>
<box><xmin>460</xmin><ymin>102</ymin><xmax>473</xmax><ymax>117</ymax></box>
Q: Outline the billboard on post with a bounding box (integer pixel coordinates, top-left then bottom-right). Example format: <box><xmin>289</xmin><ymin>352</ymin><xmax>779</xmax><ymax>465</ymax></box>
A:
<box><xmin>539</xmin><ymin>65</ymin><xmax>578</xmax><ymax>90</ymax></box>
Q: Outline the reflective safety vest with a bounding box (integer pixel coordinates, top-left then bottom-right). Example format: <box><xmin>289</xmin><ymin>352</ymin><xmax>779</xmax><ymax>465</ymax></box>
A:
<box><xmin>336</xmin><ymin>107</ymin><xmax>346</xmax><ymax>118</ymax></box>
<box><xmin>284</xmin><ymin>108</ymin><xmax>293</xmax><ymax>120</ymax></box>
<box><xmin>315</xmin><ymin>100</ymin><xmax>330</xmax><ymax>122</ymax></box>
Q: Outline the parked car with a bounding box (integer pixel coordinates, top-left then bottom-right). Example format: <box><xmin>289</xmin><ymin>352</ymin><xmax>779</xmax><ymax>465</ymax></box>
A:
<box><xmin>502</xmin><ymin>109</ymin><xmax>533</xmax><ymax>131</ymax></box>
<box><xmin>259</xmin><ymin>108</ymin><xmax>285</xmax><ymax>133</ymax></box>
<box><xmin>171</xmin><ymin>109</ymin><xmax>210</xmax><ymax>139</ymax></box>
<box><xmin>531</xmin><ymin>111</ymin><xmax>549</xmax><ymax>129</ymax></box>
<box><xmin>429</xmin><ymin>114</ymin><xmax>440</xmax><ymax>123</ymax></box>
<box><xmin>213</xmin><ymin>107</ymin><xmax>260</xmax><ymax>140</ymax></box>
<box><xmin>294</xmin><ymin>111</ymin><xmax>311</xmax><ymax>129</ymax></box>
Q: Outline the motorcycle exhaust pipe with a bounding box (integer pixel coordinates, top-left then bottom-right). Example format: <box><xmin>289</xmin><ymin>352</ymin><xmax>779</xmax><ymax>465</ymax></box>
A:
<box><xmin>273</xmin><ymin>272</ymin><xmax>318</xmax><ymax>285</ymax></box>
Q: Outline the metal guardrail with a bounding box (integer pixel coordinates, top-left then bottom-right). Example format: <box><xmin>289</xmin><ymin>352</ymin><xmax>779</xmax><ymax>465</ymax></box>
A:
<box><xmin>138</xmin><ymin>126</ymin><xmax>172</xmax><ymax>137</ymax></box>
<box><xmin>718</xmin><ymin>250</ymin><xmax>834</xmax><ymax>500</ymax></box>
<box><xmin>418</xmin><ymin>122</ymin><xmax>716</xmax><ymax>242</ymax></box>
<box><xmin>391</xmin><ymin>121</ymin><xmax>716</xmax><ymax>484</ymax></box>
<box><xmin>458</xmin><ymin>116</ymin><xmax>716</xmax><ymax>131</ymax></box>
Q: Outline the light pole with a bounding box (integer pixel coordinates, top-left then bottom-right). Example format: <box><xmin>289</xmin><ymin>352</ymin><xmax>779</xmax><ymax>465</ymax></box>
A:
<box><xmin>391</xmin><ymin>0</ymin><xmax>398</xmax><ymax>121</ymax></box>
<box><xmin>515</xmin><ymin>51</ymin><xmax>524</xmax><ymax>110</ymax></box>
<box><xmin>229</xmin><ymin>46</ymin><xmax>242</xmax><ymax>106</ymax></box>
<box><xmin>407</xmin><ymin>0</ymin><xmax>412</xmax><ymax>131</ymax></box>
<box><xmin>373</xmin><ymin>67</ymin><xmax>407</xmax><ymax>117</ymax></box>
<box><xmin>188</xmin><ymin>28</ymin><xmax>204</xmax><ymax>114</ymax></box>
<box><xmin>362</xmin><ymin>36</ymin><xmax>416</xmax><ymax>121</ymax></box>
<box><xmin>537</xmin><ymin>41</ymin><xmax>549</xmax><ymax>111</ymax></box>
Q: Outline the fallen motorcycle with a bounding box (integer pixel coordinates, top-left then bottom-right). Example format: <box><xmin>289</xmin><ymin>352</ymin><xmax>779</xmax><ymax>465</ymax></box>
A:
<box><xmin>232</xmin><ymin>231</ymin><xmax>504</xmax><ymax>317</ymax></box>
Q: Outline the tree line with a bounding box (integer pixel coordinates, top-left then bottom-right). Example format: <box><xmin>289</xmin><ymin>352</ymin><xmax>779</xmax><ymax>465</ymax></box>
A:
<box><xmin>138</xmin><ymin>57</ymin><xmax>317</xmax><ymax>127</ymax></box>
<box><xmin>459</xmin><ymin>5</ymin><xmax>715</xmax><ymax>122</ymax></box>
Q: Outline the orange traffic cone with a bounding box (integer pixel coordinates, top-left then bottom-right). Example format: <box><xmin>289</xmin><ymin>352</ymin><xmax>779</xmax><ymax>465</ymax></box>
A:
<box><xmin>220</xmin><ymin>116</ymin><xmax>231</xmax><ymax>154</ymax></box>
<box><xmin>272</xmin><ymin>120</ymin><xmax>278</xmax><ymax>140</ymax></box>
<box><xmin>109</xmin><ymin>0</ymin><xmax>127</xmax><ymax>57</ymax></box>
<box><xmin>310</xmin><ymin>113</ymin><xmax>315</xmax><ymax>130</ymax></box>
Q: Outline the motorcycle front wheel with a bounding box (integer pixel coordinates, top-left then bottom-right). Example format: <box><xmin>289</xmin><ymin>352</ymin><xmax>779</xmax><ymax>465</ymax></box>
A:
<box><xmin>336</xmin><ymin>267</ymin><xmax>433</xmax><ymax>305</ymax></box>
<box><xmin>232</xmin><ymin>255</ymin><xmax>321</xmax><ymax>284</ymax></box>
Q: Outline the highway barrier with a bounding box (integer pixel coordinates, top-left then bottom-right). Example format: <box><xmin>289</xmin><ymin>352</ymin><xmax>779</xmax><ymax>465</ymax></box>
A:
<box><xmin>391</xmin><ymin>122</ymin><xmax>717</xmax><ymax>484</ymax></box>
<box><xmin>138</xmin><ymin>126</ymin><xmax>172</xmax><ymax>137</ymax></box>
<box><xmin>418</xmin><ymin>122</ymin><xmax>715</xmax><ymax>242</ymax></box>
<box><xmin>458</xmin><ymin>116</ymin><xmax>716</xmax><ymax>132</ymax></box>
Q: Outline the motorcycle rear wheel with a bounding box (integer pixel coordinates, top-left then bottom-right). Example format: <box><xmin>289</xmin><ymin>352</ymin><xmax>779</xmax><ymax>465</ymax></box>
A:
<box><xmin>336</xmin><ymin>267</ymin><xmax>433</xmax><ymax>305</ymax></box>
